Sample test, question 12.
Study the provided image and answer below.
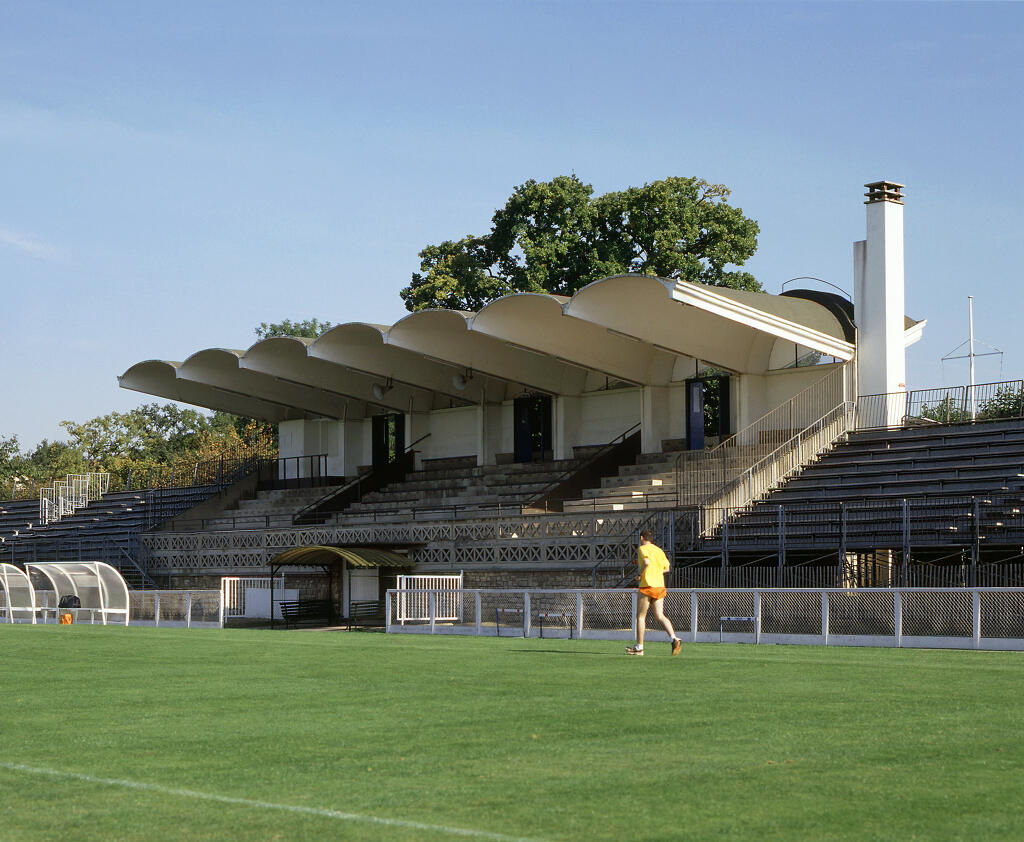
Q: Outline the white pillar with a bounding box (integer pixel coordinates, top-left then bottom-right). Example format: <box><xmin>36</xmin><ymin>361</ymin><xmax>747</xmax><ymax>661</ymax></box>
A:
<box><xmin>855</xmin><ymin>181</ymin><xmax>907</xmax><ymax>425</ymax></box>
<box><xmin>641</xmin><ymin>386</ymin><xmax>671</xmax><ymax>453</ymax></box>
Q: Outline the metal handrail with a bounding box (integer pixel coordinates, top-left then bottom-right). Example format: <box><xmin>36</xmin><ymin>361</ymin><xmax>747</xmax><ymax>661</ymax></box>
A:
<box><xmin>857</xmin><ymin>380</ymin><xmax>1024</xmax><ymax>429</ymax></box>
<box><xmin>674</xmin><ymin>365</ymin><xmax>847</xmax><ymax>507</ymax></box>
<box><xmin>699</xmin><ymin>401</ymin><xmax>855</xmax><ymax>536</ymax></box>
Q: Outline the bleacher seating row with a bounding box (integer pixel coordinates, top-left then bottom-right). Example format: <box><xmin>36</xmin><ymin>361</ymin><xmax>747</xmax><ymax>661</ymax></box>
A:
<box><xmin>1</xmin><ymin>486</ymin><xmax>223</xmax><ymax>588</ymax></box>
<box><xmin>707</xmin><ymin>420</ymin><xmax>1024</xmax><ymax>549</ymax></box>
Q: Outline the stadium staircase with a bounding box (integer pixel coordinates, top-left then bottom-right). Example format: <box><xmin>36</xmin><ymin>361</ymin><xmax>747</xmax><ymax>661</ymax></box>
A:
<box><xmin>324</xmin><ymin>451</ymin><xmax>604</xmax><ymax>523</ymax></box>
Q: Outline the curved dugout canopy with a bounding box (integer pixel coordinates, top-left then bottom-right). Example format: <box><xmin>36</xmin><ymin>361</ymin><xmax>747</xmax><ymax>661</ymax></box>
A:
<box><xmin>120</xmin><ymin>275</ymin><xmax>921</xmax><ymax>423</ymax></box>
<box><xmin>26</xmin><ymin>561</ymin><xmax>130</xmax><ymax>626</ymax></box>
<box><xmin>0</xmin><ymin>563</ymin><xmax>36</xmax><ymax>623</ymax></box>
<box><xmin>269</xmin><ymin>546</ymin><xmax>414</xmax><ymax>569</ymax></box>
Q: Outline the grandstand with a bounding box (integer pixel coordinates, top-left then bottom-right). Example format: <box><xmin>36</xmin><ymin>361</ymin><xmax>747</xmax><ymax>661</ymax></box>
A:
<box><xmin>11</xmin><ymin>179</ymin><xmax>1024</xmax><ymax>623</ymax></box>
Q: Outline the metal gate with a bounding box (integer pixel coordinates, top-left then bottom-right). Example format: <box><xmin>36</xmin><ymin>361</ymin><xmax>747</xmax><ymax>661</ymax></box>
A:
<box><xmin>395</xmin><ymin>574</ymin><xmax>463</xmax><ymax>623</ymax></box>
<box><xmin>221</xmin><ymin>576</ymin><xmax>285</xmax><ymax>618</ymax></box>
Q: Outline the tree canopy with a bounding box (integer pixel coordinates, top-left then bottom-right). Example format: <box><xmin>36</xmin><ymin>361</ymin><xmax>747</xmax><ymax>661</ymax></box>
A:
<box><xmin>400</xmin><ymin>175</ymin><xmax>761</xmax><ymax>312</ymax></box>
<box><xmin>256</xmin><ymin>318</ymin><xmax>333</xmax><ymax>340</ymax></box>
<box><xmin>0</xmin><ymin>319</ymin><xmax>340</xmax><ymax>498</ymax></box>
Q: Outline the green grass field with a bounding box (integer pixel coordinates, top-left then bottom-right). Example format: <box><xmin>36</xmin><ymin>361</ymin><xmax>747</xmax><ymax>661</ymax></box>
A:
<box><xmin>1</xmin><ymin>627</ymin><xmax>1022</xmax><ymax>841</ymax></box>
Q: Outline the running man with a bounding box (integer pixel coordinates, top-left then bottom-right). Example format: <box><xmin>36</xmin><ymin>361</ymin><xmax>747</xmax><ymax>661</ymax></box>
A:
<box><xmin>626</xmin><ymin>530</ymin><xmax>682</xmax><ymax>656</ymax></box>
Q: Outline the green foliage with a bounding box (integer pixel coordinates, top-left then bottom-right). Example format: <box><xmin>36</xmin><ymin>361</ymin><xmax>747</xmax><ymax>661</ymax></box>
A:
<box><xmin>977</xmin><ymin>386</ymin><xmax>1024</xmax><ymax>420</ymax></box>
<box><xmin>255</xmin><ymin>318</ymin><xmax>334</xmax><ymax>339</ymax></box>
<box><xmin>1</xmin><ymin>404</ymin><xmax>276</xmax><ymax>498</ymax></box>
<box><xmin>401</xmin><ymin>174</ymin><xmax>761</xmax><ymax>311</ymax></box>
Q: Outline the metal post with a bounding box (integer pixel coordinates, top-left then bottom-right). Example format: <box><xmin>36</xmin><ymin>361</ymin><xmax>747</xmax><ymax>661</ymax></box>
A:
<box><xmin>972</xmin><ymin>496</ymin><xmax>981</xmax><ymax>587</ymax></box>
<box><xmin>474</xmin><ymin>591</ymin><xmax>482</xmax><ymax>636</ymax></box>
<box><xmin>777</xmin><ymin>505</ymin><xmax>785</xmax><ymax>587</ymax></box>
<box><xmin>721</xmin><ymin>514</ymin><xmax>729</xmax><ymax>587</ymax></box>
<box><xmin>893</xmin><ymin>590</ymin><xmax>902</xmax><ymax>648</ymax></box>
<box><xmin>753</xmin><ymin>591</ymin><xmax>761</xmax><ymax>645</ymax></box>
<box><xmin>690</xmin><ymin>591</ymin><xmax>698</xmax><ymax>643</ymax></box>
<box><xmin>839</xmin><ymin>502</ymin><xmax>848</xmax><ymax>586</ymax></box>
<box><xmin>428</xmin><ymin>592</ymin><xmax>436</xmax><ymax>633</ymax></box>
<box><xmin>576</xmin><ymin>590</ymin><xmax>584</xmax><ymax>639</ymax></box>
<box><xmin>385</xmin><ymin>591</ymin><xmax>392</xmax><ymax>633</ymax></box>
<box><xmin>972</xmin><ymin>590</ymin><xmax>981</xmax><ymax>650</ymax></box>
<box><xmin>522</xmin><ymin>592</ymin><xmax>531</xmax><ymax>638</ymax></box>
<box><xmin>821</xmin><ymin>591</ymin><xmax>829</xmax><ymax>646</ymax></box>
<box><xmin>154</xmin><ymin>592</ymin><xmax>160</xmax><ymax>627</ymax></box>
<box><xmin>901</xmin><ymin>499</ymin><xmax>910</xmax><ymax>587</ymax></box>
<box><xmin>186</xmin><ymin>592</ymin><xmax>192</xmax><ymax>629</ymax></box>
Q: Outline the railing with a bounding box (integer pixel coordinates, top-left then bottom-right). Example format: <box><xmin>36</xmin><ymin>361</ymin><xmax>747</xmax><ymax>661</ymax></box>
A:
<box><xmin>857</xmin><ymin>380</ymin><xmax>1024</xmax><ymax>429</ymax></box>
<box><xmin>256</xmin><ymin>454</ymin><xmax>337</xmax><ymax>492</ymax></box>
<box><xmin>292</xmin><ymin>434</ymin><xmax>430</xmax><ymax>525</ymax></box>
<box><xmin>385</xmin><ymin>586</ymin><xmax>1024</xmax><ymax>650</ymax></box>
<box><xmin>674</xmin><ymin>365</ymin><xmax>847</xmax><ymax>507</ymax></box>
<box><xmin>681</xmin><ymin>492</ymin><xmax>1024</xmax><ymax>587</ymax></box>
<box><xmin>39</xmin><ymin>473</ymin><xmax>109</xmax><ymax>524</ymax></box>
<box><xmin>528</xmin><ymin>423</ymin><xmax>642</xmax><ymax>512</ymax></box>
<box><xmin>699</xmin><ymin>402</ymin><xmax>855</xmax><ymax>535</ymax></box>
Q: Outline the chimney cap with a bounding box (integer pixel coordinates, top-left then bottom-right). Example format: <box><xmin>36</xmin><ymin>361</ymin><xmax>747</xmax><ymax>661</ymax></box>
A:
<box><xmin>864</xmin><ymin>181</ymin><xmax>905</xmax><ymax>204</ymax></box>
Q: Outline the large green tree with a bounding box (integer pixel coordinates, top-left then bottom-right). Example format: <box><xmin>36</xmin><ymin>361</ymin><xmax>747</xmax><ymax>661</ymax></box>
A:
<box><xmin>401</xmin><ymin>175</ymin><xmax>761</xmax><ymax>311</ymax></box>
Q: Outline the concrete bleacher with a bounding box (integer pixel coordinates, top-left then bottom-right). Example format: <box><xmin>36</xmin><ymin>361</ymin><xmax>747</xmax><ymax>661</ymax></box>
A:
<box><xmin>199</xmin><ymin>486</ymin><xmax>341</xmax><ymax>530</ymax></box>
<box><xmin>713</xmin><ymin>419</ymin><xmax>1024</xmax><ymax>549</ymax></box>
<box><xmin>561</xmin><ymin>441</ymin><xmax>768</xmax><ymax>513</ymax></box>
<box><xmin>333</xmin><ymin>454</ymin><xmax>596</xmax><ymax>522</ymax></box>
<box><xmin>1</xmin><ymin>486</ymin><xmax>222</xmax><ymax>588</ymax></box>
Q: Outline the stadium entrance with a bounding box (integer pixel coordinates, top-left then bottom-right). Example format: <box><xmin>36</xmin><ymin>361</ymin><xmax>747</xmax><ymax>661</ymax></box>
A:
<box><xmin>686</xmin><ymin>374</ymin><xmax>730</xmax><ymax>450</ymax></box>
<box><xmin>513</xmin><ymin>394</ymin><xmax>552</xmax><ymax>463</ymax></box>
<box><xmin>372</xmin><ymin>413</ymin><xmax>405</xmax><ymax>469</ymax></box>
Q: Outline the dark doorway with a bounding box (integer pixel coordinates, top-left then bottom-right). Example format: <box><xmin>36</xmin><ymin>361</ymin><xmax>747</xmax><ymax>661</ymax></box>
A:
<box><xmin>371</xmin><ymin>413</ymin><xmax>405</xmax><ymax>468</ymax></box>
<box><xmin>686</xmin><ymin>380</ymin><xmax>705</xmax><ymax>451</ymax></box>
<box><xmin>513</xmin><ymin>394</ymin><xmax>552</xmax><ymax>463</ymax></box>
<box><xmin>686</xmin><ymin>375</ymin><xmax>730</xmax><ymax>450</ymax></box>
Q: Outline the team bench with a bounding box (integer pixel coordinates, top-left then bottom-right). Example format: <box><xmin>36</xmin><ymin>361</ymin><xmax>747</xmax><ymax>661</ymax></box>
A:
<box><xmin>348</xmin><ymin>600</ymin><xmax>386</xmax><ymax>629</ymax></box>
<box><xmin>277</xmin><ymin>599</ymin><xmax>332</xmax><ymax>629</ymax></box>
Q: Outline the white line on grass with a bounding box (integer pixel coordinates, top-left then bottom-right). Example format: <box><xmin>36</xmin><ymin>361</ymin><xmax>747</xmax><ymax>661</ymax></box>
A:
<box><xmin>0</xmin><ymin>762</ymin><xmax>546</xmax><ymax>842</ymax></box>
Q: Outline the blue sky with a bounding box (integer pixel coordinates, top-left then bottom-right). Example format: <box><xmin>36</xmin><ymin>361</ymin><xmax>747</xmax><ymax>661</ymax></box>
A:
<box><xmin>2</xmin><ymin>1</ymin><xmax>1022</xmax><ymax>446</ymax></box>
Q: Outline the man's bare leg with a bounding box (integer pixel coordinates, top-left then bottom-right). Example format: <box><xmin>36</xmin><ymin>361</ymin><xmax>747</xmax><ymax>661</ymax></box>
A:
<box><xmin>636</xmin><ymin>594</ymin><xmax>651</xmax><ymax>646</ymax></box>
<box><xmin>650</xmin><ymin>598</ymin><xmax>675</xmax><ymax>639</ymax></box>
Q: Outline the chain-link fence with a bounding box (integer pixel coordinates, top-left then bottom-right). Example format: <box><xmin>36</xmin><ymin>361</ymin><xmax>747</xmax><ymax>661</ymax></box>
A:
<box><xmin>386</xmin><ymin>587</ymin><xmax>1024</xmax><ymax>650</ymax></box>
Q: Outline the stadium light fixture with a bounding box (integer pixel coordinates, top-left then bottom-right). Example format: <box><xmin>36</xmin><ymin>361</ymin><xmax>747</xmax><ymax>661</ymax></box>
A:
<box><xmin>452</xmin><ymin>368</ymin><xmax>474</xmax><ymax>391</ymax></box>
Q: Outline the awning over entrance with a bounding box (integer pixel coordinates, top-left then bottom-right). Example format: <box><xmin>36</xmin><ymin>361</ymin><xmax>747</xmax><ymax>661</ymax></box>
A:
<box><xmin>269</xmin><ymin>546</ymin><xmax>414</xmax><ymax>568</ymax></box>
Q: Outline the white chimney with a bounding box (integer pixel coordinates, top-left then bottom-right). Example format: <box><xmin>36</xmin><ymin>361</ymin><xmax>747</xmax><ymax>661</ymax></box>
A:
<box><xmin>854</xmin><ymin>180</ymin><xmax>906</xmax><ymax>420</ymax></box>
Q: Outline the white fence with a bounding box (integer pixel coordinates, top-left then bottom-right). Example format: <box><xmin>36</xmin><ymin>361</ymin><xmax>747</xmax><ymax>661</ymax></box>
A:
<box><xmin>221</xmin><ymin>576</ymin><xmax>286</xmax><ymax>618</ymax></box>
<box><xmin>129</xmin><ymin>590</ymin><xmax>223</xmax><ymax>628</ymax></box>
<box><xmin>0</xmin><ymin>589</ymin><xmax>223</xmax><ymax>628</ymax></box>
<box><xmin>386</xmin><ymin>587</ymin><xmax>1024</xmax><ymax>651</ymax></box>
<box><xmin>395</xmin><ymin>574</ymin><xmax>463</xmax><ymax>623</ymax></box>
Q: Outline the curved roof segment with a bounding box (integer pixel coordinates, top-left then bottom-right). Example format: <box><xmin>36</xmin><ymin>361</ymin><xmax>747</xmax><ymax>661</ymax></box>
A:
<box><xmin>120</xmin><ymin>274</ymin><xmax>907</xmax><ymax>423</ymax></box>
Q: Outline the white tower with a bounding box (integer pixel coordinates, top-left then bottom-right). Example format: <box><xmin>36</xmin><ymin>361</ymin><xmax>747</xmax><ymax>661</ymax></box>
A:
<box><xmin>854</xmin><ymin>181</ymin><xmax>906</xmax><ymax>421</ymax></box>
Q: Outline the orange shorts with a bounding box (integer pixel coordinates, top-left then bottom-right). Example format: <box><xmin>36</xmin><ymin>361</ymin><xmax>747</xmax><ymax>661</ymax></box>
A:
<box><xmin>639</xmin><ymin>586</ymin><xmax>667</xmax><ymax>601</ymax></box>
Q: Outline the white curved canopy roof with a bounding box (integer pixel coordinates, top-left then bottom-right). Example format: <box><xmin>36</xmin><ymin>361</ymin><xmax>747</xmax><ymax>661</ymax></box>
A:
<box><xmin>120</xmin><ymin>275</ymin><xmax>874</xmax><ymax>422</ymax></box>
<box><xmin>27</xmin><ymin>561</ymin><xmax>130</xmax><ymax>625</ymax></box>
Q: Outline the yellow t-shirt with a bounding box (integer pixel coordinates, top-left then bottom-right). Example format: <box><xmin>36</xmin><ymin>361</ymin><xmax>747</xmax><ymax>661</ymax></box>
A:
<box><xmin>637</xmin><ymin>543</ymin><xmax>670</xmax><ymax>588</ymax></box>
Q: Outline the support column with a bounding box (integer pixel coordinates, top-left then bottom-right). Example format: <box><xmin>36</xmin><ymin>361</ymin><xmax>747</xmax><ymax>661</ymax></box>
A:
<box><xmin>641</xmin><ymin>386</ymin><xmax>672</xmax><ymax>453</ymax></box>
<box><xmin>553</xmin><ymin>395</ymin><xmax>581</xmax><ymax>461</ymax></box>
